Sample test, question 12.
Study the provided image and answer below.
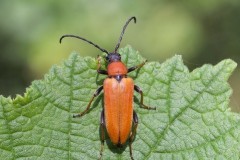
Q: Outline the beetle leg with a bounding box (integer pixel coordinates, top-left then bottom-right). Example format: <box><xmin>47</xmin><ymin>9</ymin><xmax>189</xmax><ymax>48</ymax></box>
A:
<box><xmin>127</xmin><ymin>60</ymin><xmax>147</xmax><ymax>73</ymax></box>
<box><xmin>97</xmin><ymin>55</ymin><xmax>108</xmax><ymax>75</ymax></box>
<box><xmin>99</xmin><ymin>110</ymin><xmax>105</xmax><ymax>160</ymax></box>
<box><xmin>98</xmin><ymin>69</ymin><xmax>108</xmax><ymax>75</ymax></box>
<box><xmin>129</xmin><ymin>110</ymin><xmax>138</xmax><ymax>160</ymax></box>
<box><xmin>73</xmin><ymin>86</ymin><xmax>103</xmax><ymax>118</ymax></box>
<box><xmin>134</xmin><ymin>85</ymin><xmax>156</xmax><ymax>110</ymax></box>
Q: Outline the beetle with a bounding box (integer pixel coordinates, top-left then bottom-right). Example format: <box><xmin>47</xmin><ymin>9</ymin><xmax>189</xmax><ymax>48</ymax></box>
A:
<box><xmin>60</xmin><ymin>16</ymin><xmax>156</xmax><ymax>160</ymax></box>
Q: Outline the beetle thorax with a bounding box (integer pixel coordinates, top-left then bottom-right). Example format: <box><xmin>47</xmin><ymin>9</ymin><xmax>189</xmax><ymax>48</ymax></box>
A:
<box><xmin>107</xmin><ymin>62</ymin><xmax>128</xmax><ymax>76</ymax></box>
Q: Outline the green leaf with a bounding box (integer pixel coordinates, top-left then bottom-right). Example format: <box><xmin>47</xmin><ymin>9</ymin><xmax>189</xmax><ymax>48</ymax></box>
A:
<box><xmin>0</xmin><ymin>45</ymin><xmax>239</xmax><ymax>160</ymax></box>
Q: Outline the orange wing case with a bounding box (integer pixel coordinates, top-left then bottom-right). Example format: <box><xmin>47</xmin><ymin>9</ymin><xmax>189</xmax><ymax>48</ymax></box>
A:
<box><xmin>104</xmin><ymin>78</ymin><xmax>134</xmax><ymax>145</ymax></box>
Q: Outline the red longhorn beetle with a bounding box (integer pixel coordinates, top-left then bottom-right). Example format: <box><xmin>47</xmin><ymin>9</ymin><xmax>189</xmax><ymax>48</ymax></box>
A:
<box><xmin>60</xmin><ymin>16</ymin><xmax>156</xmax><ymax>160</ymax></box>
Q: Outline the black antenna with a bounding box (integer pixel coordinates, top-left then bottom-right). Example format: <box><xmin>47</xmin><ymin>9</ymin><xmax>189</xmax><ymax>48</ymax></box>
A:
<box><xmin>114</xmin><ymin>16</ymin><xmax>136</xmax><ymax>52</ymax></box>
<box><xmin>59</xmin><ymin>34</ymin><xmax>109</xmax><ymax>54</ymax></box>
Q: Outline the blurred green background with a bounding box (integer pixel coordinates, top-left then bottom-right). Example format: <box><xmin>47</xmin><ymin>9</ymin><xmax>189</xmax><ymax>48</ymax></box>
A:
<box><xmin>0</xmin><ymin>0</ymin><xmax>239</xmax><ymax>112</ymax></box>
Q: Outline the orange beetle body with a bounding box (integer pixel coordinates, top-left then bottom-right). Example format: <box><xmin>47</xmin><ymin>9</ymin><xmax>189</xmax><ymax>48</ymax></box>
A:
<box><xmin>104</xmin><ymin>77</ymin><xmax>134</xmax><ymax>145</ymax></box>
<box><xmin>60</xmin><ymin>17</ymin><xmax>155</xmax><ymax>160</ymax></box>
<box><xmin>104</xmin><ymin>61</ymin><xmax>133</xmax><ymax>145</ymax></box>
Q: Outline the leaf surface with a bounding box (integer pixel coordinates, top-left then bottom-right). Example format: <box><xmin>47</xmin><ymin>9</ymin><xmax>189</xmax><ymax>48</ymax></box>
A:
<box><xmin>0</xmin><ymin>46</ymin><xmax>239</xmax><ymax>160</ymax></box>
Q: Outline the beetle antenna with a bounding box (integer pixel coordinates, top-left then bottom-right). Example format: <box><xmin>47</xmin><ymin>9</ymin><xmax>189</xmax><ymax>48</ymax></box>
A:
<box><xmin>60</xmin><ymin>34</ymin><xmax>109</xmax><ymax>54</ymax></box>
<box><xmin>114</xmin><ymin>16</ymin><xmax>136</xmax><ymax>53</ymax></box>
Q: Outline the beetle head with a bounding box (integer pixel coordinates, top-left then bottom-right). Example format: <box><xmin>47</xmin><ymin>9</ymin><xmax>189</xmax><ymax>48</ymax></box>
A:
<box><xmin>106</xmin><ymin>52</ymin><xmax>121</xmax><ymax>63</ymax></box>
